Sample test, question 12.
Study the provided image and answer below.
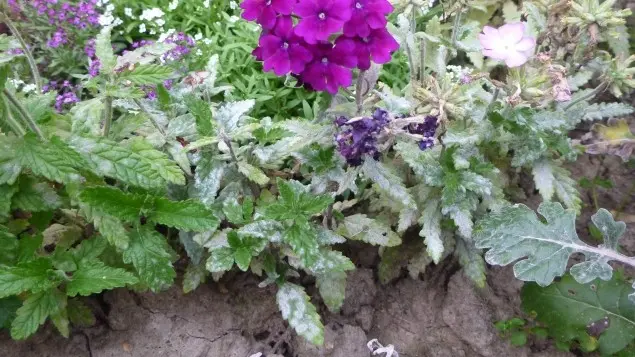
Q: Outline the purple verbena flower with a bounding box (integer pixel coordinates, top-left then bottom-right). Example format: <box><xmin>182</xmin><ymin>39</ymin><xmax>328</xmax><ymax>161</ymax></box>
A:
<box><xmin>335</xmin><ymin>110</ymin><xmax>390</xmax><ymax>165</ymax></box>
<box><xmin>301</xmin><ymin>37</ymin><xmax>357</xmax><ymax>94</ymax></box>
<box><xmin>259</xmin><ymin>19</ymin><xmax>313</xmax><ymax>75</ymax></box>
<box><xmin>294</xmin><ymin>0</ymin><xmax>353</xmax><ymax>44</ymax></box>
<box><xmin>343</xmin><ymin>0</ymin><xmax>393</xmax><ymax>38</ymax></box>
<box><xmin>407</xmin><ymin>115</ymin><xmax>438</xmax><ymax>151</ymax></box>
<box><xmin>353</xmin><ymin>28</ymin><xmax>399</xmax><ymax>70</ymax></box>
<box><xmin>240</xmin><ymin>0</ymin><xmax>296</xmax><ymax>30</ymax></box>
<box><xmin>47</xmin><ymin>28</ymin><xmax>68</xmax><ymax>48</ymax></box>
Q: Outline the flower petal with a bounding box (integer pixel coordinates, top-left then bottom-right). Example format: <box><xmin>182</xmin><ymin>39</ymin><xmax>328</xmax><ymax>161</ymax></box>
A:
<box><xmin>504</xmin><ymin>51</ymin><xmax>529</xmax><ymax>67</ymax></box>
<box><xmin>499</xmin><ymin>22</ymin><xmax>525</xmax><ymax>45</ymax></box>
<box><xmin>515</xmin><ymin>37</ymin><xmax>536</xmax><ymax>52</ymax></box>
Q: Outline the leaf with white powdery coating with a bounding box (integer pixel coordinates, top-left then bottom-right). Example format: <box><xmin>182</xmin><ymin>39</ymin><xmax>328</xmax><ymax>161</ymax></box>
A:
<box><xmin>277</xmin><ymin>283</ymin><xmax>324</xmax><ymax>345</ymax></box>
<box><xmin>337</xmin><ymin>214</ymin><xmax>401</xmax><ymax>247</ymax></box>
<box><xmin>362</xmin><ymin>158</ymin><xmax>416</xmax><ymax>209</ymax></box>
<box><xmin>475</xmin><ymin>202</ymin><xmax>634</xmax><ymax>287</ymax></box>
<box><xmin>316</xmin><ymin>271</ymin><xmax>347</xmax><ymax>313</ymax></box>
<box><xmin>419</xmin><ymin>197</ymin><xmax>444</xmax><ymax>264</ymax></box>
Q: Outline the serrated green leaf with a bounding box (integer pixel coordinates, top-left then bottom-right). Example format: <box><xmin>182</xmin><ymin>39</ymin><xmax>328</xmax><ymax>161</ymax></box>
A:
<box><xmin>237</xmin><ymin>161</ymin><xmax>269</xmax><ymax>186</ymax></box>
<box><xmin>316</xmin><ymin>271</ymin><xmax>347</xmax><ymax>313</ymax></box>
<box><xmin>475</xmin><ymin>203</ymin><xmax>631</xmax><ymax>287</ymax></box>
<box><xmin>276</xmin><ymin>283</ymin><xmax>324</xmax><ymax>345</ymax></box>
<box><xmin>419</xmin><ymin>196</ymin><xmax>444</xmax><ymax>264</ymax></box>
<box><xmin>455</xmin><ymin>238</ymin><xmax>486</xmax><ymax>288</ymax></box>
<box><xmin>283</xmin><ymin>221</ymin><xmax>320</xmax><ymax>267</ymax></box>
<box><xmin>93</xmin><ymin>212</ymin><xmax>129</xmax><ymax>250</ymax></box>
<box><xmin>11</xmin><ymin>178</ymin><xmax>61</xmax><ymax>213</ymax></box>
<box><xmin>49</xmin><ymin>300</ymin><xmax>69</xmax><ymax>338</ymax></box>
<box><xmin>80</xmin><ymin>186</ymin><xmax>147</xmax><ymax>222</ymax></box>
<box><xmin>533</xmin><ymin>160</ymin><xmax>581</xmax><ymax>212</ymax></box>
<box><xmin>69</xmin><ymin>136</ymin><xmax>185</xmax><ymax>189</ymax></box>
<box><xmin>582</xmin><ymin>103</ymin><xmax>635</xmax><ymax>122</ymax></box>
<box><xmin>223</xmin><ymin>197</ymin><xmax>245</xmax><ymax>225</ymax></box>
<box><xmin>237</xmin><ymin>219</ymin><xmax>284</xmax><ymax>242</ymax></box>
<box><xmin>10</xmin><ymin>289</ymin><xmax>64</xmax><ymax>340</ymax></box>
<box><xmin>67</xmin><ymin>260</ymin><xmax>138</xmax><ymax>296</ymax></box>
<box><xmin>123</xmin><ymin>227</ymin><xmax>175</xmax><ymax>292</ymax></box>
<box><xmin>71</xmin><ymin>237</ymin><xmax>108</xmax><ymax>262</ymax></box>
<box><xmin>522</xmin><ymin>274</ymin><xmax>635</xmax><ymax>356</ymax></box>
<box><xmin>119</xmin><ymin>64</ymin><xmax>173</xmax><ymax>85</ymax></box>
<box><xmin>0</xmin><ymin>258</ymin><xmax>59</xmax><ymax>298</ymax></box>
<box><xmin>0</xmin><ymin>227</ymin><xmax>18</xmax><ymax>265</ymax></box>
<box><xmin>16</xmin><ymin>134</ymin><xmax>81</xmax><ymax>184</ymax></box>
<box><xmin>0</xmin><ymin>136</ymin><xmax>21</xmax><ymax>185</ymax></box>
<box><xmin>183</xmin><ymin>262</ymin><xmax>207</xmax><ymax>294</ymax></box>
<box><xmin>308</xmin><ymin>249</ymin><xmax>355</xmax><ymax>275</ymax></box>
<box><xmin>337</xmin><ymin>214</ymin><xmax>401</xmax><ymax>247</ymax></box>
<box><xmin>395</xmin><ymin>142</ymin><xmax>444</xmax><ymax>186</ymax></box>
<box><xmin>152</xmin><ymin>197</ymin><xmax>220</xmax><ymax>232</ymax></box>
<box><xmin>263</xmin><ymin>179</ymin><xmax>333</xmax><ymax>220</ymax></box>
<box><xmin>362</xmin><ymin>158</ymin><xmax>416</xmax><ymax>209</ymax></box>
<box><xmin>184</xmin><ymin>95</ymin><xmax>214</xmax><ymax>137</ymax></box>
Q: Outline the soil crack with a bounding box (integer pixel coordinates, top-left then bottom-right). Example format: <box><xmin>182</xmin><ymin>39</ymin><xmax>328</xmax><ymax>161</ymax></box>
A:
<box><xmin>185</xmin><ymin>329</ymin><xmax>240</xmax><ymax>345</ymax></box>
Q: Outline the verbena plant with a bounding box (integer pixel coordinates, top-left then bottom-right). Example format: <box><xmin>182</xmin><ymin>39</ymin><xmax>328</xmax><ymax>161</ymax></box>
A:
<box><xmin>0</xmin><ymin>0</ymin><xmax>634</xmax><ymax>352</ymax></box>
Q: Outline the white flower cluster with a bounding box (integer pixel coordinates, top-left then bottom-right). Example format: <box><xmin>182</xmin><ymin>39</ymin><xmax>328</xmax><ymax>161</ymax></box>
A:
<box><xmin>97</xmin><ymin>0</ymin><xmax>123</xmax><ymax>27</ymax></box>
<box><xmin>446</xmin><ymin>65</ymin><xmax>473</xmax><ymax>83</ymax></box>
<box><xmin>9</xmin><ymin>79</ymin><xmax>37</xmax><ymax>94</ymax></box>
<box><xmin>168</xmin><ymin>0</ymin><xmax>179</xmax><ymax>11</ymax></box>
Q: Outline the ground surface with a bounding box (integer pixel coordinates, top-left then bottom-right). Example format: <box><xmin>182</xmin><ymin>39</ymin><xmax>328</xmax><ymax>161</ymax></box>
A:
<box><xmin>1</xmin><ymin>148</ymin><xmax>634</xmax><ymax>357</ymax></box>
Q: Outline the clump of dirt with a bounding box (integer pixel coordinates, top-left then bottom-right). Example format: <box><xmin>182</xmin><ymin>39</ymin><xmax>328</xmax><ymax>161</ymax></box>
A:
<box><xmin>1</xmin><ymin>151</ymin><xmax>632</xmax><ymax>357</ymax></box>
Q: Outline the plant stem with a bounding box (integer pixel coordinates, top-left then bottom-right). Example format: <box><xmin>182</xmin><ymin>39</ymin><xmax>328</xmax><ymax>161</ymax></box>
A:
<box><xmin>481</xmin><ymin>88</ymin><xmax>500</xmax><ymax>122</ymax></box>
<box><xmin>134</xmin><ymin>99</ymin><xmax>166</xmax><ymax>136</ymax></box>
<box><xmin>102</xmin><ymin>96</ymin><xmax>113</xmax><ymax>137</ymax></box>
<box><xmin>1</xmin><ymin>12</ymin><xmax>42</xmax><ymax>93</ymax></box>
<box><xmin>3</xmin><ymin>88</ymin><xmax>45</xmax><ymax>140</ymax></box>
<box><xmin>451</xmin><ymin>11</ymin><xmax>463</xmax><ymax>48</ymax></box>
<box><xmin>419</xmin><ymin>38</ymin><xmax>426</xmax><ymax>81</ymax></box>
<box><xmin>3</xmin><ymin>98</ymin><xmax>25</xmax><ymax>136</ymax></box>
<box><xmin>355</xmin><ymin>71</ymin><xmax>365</xmax><ymax>115</ymax></box>
<box><xmin>563</xmin><ymin>82</ymin><xmax>607</xmax><ymax>111</ymax></box>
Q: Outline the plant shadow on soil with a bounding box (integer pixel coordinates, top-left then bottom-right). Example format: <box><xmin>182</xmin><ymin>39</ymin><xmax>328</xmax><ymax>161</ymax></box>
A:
<box><xmin>1</xmin><ymin>149</ymin><xmax>633</xmax><ymax>357</ymax></box>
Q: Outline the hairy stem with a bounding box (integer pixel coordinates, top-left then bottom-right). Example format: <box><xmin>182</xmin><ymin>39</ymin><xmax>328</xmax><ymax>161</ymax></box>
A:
<box><xmin>1</xmin><ymin>12</ymin><xmax>42</xmax><ymax>92</ymax></box>
<box><xmin>3</xmin><ymin>88</ymin><xmax>45</xmax><ymax>140</ymax></box>
<box><xmin>102</xmin><ymin>96</ymin><xmax>113</xmax><ymax>137</ymax></box>
<box><xmin>419</xmin><ymin>38</ymin><xmax>426</xmax><ymax>81</ymax></box>
<box><xmin>134</xmin><ymin>98</ymin><xmax>166</xmax><ymax>136</ymax></box>
<box><xmin>564</xmin><ymin>82</ymin><xmax>607</xmax><ymax>111</ymax></box>
<box><xmin>355</xmin><ymin>71</ymin><xmax>366</xmax><ymax>115</ymax></box>
<box><xmin>3</xmin><ymin>98</ymin><xmax>26</xmax><ymax>136</ymax></box>
<box><xmin>451</xmin><ymin>11</ymin><xmax>463</xmax><ymax>48</ymax></box>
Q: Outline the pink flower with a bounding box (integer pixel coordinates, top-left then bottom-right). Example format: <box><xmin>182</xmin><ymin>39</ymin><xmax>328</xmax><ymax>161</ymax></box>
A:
<box><xmin>478</xmin><ymin>22</ymin><xmax>536</xmax><ymax>68</ymax></box>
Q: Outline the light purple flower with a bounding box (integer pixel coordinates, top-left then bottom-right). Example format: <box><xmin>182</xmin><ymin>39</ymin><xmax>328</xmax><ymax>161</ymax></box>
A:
<box><xmin>240</xmin><ymin>0</ymin><xmax>295</xmax><ymax>30</ymax></box>
<box><xmin>343</xmin><ymin>0</ymin><xmax>393</xmax><ymax>38</ymax></box>
<box><xmin>301</xmin><ymin>37</ymin><xmax>357</xmax><ymax>94</ymax></box>
<box><xmin>294</xmin><ymin>0</ymin><xmax>353</xmax><ymax>44</ymax></box>
<box><xmin>478</xmin><ymin>22</ymin><xmax>536</xmax><ymax>68</ymax></box>
<box><xmin>353</xmin><ymin>28</ymin><xmax>399</xmax><ymax>70</ymax></box>
<box><xmin>259</xmin><ymin>19</ymin><xmax>313</xmax><ymax>75</ymax></box>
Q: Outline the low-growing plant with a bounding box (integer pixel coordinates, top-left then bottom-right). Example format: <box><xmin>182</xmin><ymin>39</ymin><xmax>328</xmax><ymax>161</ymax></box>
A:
<box><xmin>0</xmin><ymin>0</ymin><xmax>634</xmax><ymax>354</ymax></box>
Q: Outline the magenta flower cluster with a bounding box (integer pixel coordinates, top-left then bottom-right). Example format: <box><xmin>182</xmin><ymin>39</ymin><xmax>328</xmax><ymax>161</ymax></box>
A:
<box><xmin>28</xmin><ymin>0</ymin><xmax>101</xmax><ymax>48</ymax></box>
<box><xmin>240</xmin><ymin>0</ymin><xmax>399</xmax><ymax>94</ymax></box>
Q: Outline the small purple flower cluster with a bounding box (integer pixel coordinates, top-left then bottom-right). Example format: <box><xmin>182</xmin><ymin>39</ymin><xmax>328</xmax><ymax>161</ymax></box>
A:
<box><xmin>44</xmin><ymin>80</ymin><xmax>79</xmax><ymax>112</ymax></box>
<box><xmin>84</xmin><ymin>39</ymin><xmax>101</xmax><ymax>77</ymax></box>
<box><xmin>241</xmin><ymin>0</ymin><xmax>399</xmax><ymax>94</ymax></box>
<box><xmin>408</xmin><ymin>115</ymin><xmax>438</xmax><ymax>150</ymax></box>
<box><xmin>29</xmin><ymin>0</ymin><xmax>101</xmax><ymax>48</ymax></box>
<box><xmin>335</xmin><ymin>109</ymin><xmax>390</xmax><ymax>166</ymax></box>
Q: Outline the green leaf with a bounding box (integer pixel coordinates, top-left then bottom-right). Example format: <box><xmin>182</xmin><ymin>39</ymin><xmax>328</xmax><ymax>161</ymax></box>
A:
<box><xmin>419</xmin><ymin>196</ymin><xmax>444</xmax><ymax>264</ymax></box>
<box><xmin>205</xmin><ymin>247</ymin><xmax>234</xmax><ymax>273</ymax></box>
<box><xmin>183</xmin><ymin>262</ymin><xmax>207</xmax><ymax>294</ymax></box>
<box><xmin>223</xmin><ymin>197</ymin><xmax>245</xmax><ymax>225</ymax></box>
<box><xmin>395</xmin><ymin>142</ymin><xmax>444</xmax><ymax>186</ymax></box>
<box><xmin>119</xmin><ymin>64</ymin><xmax>173</xmax><ymax>85</ymax></box>
<box><xmin>510</xmin><ymin>331</ymin><xmax>528</xmax><ymax>346</ymax></box>
<box><xmin>0</xmin><ymin>227</ymin><xmax>18</xmax><ymax>265</ymax></box>
<box><xmin>16</xmin><ymin>134</ymin><xmax>81</xmax><ymax>184</ymax></box>
<box><xmin>582</xmin><ymin>103</ymin><xmax>634</xmax><ymax>122</ymax></box>
<box><xmin>238</xmin><ymin>161</ymin><xmax>269</xmax><ymax>186</ymax></box>
<box><xmin>283</xmin><ymin>221</ymin><xmax>320</xmax><ymax>266</ymax></box>
<box><xmin>276</xmin><ymin>283</ymin><xmax>324</xmax><ymax>346</ymax></box>
<box><xmin>71</xmin><ymin>237</ymin><xmax>108</xmax><ymax>262</ymax></box>
<box><xmin>67</xmin><ymin>298</ymin><xmax>95</xmax><ymax>327</ymax></box>
<box><xmin>11</xmin><ymin>289</ymin><xmax>64</xmax><ymax>340</ymax></box>
<box><xmin>533</xmin><ymin>159</ymin><xmax>582</xmax><ymax>212</ymax></box>
<box><xmin>0</xmin><ymin>258</ymin><xmax>58</xmax><ymax>298</ymax></box>
<box><xmin>0</xmin><ymin>296</ymin><xmax>21</xmax><ymax>328</ymax></box>
<box><xmin>93</xmin><ymin>212</ymin><xmax>129</xmax><ymax>250</ymax></box>
<box><xmin>455</xmin><ymin>238</ymin><xmax>486</xmax><ymax>288</ymax></box>
<box><xmin>362</xmin><ymin>158</ymin><xmax>416</xmax><ymax>209</ymax></box>
<box><xmin>193</xmin><ymin>156</ymin><xmax>225</xmax><ymax>208</ymax></box>
<box><xmin>152</xmin><ymin>197</ymin><xmax>220</xmax><ymax>232</ymax></box>
<box><xmin>69</xmin><ymin>136</ymin><xmax>185</xmax><ymax>189</ymax></box>
<box><xmin>95</xmin><ymin>26</ymin><xmax>116</xmax><ymax>74</ymax></box>
<box><xmin>316</xmin><ymin>271</ymin><xmax>347</xmax><ymax>313</ymax></box>
<box><xmin>263</xmin><ymin>179</ymin><xmax>333</xmax><ymax>220</ymax></box>
<box><xmin>215</xmin><ymin>100</ymin><xmax>255</xmax><ymax>133</ymax></box>
<box><xmin>67</xmin><ymin>260</ymin><xmax>138</xmax><ymax>296</ymax></box>
<box><xmin>80</xmin><ymin>186</ymin><xmax>147</xmax><ymax>222</ymax></box>
<box><xmin>337</xmin><ymin>214</ymin><xmax>401</xmax><ymax>247</ymax></box>
<box><xmin>0</xmin><ymin>136</ymin><xmax>21</xmax><ymax>185</ymax></box>
<box><xmin>49</xmin><ymin>300</ymin><xmax>69</xmax><ymax>337</ymax></box>
<box><xmin>475</xmin><ymin>203</ymin><xmax>630</xmax><ymax>287</ymax></box>
<box><xmin>184</xmin><ymin>95</ymin><xmax>214</xmax><ymax>137</ymax></box>
<box><xmin>123</xmin><ymin>227</ymin><xmax>175</xmax><ymax>292</ymax></box>
<box><xmin>522</xmin><ymin>274</ymin><xmax>635</xmax><ymax>355</ymax></box>
<box><xmin>0</xmin><ymin>184</ymin><xmax>17</xmax><ymax>218</ymax></box>
<box><xmin>11</xmin><ymin>178</ymin><xmax>62</xmax><ymax>212</ymax></box>
<box><xmin>237</xmin><ymin>219</ymin><xmax>284</xmax><ymax>242</ymax></box>
<box><xmin>304</xmin><ymin>147</ymin><xmax>336</xmax><ymax>174</ymax></box>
